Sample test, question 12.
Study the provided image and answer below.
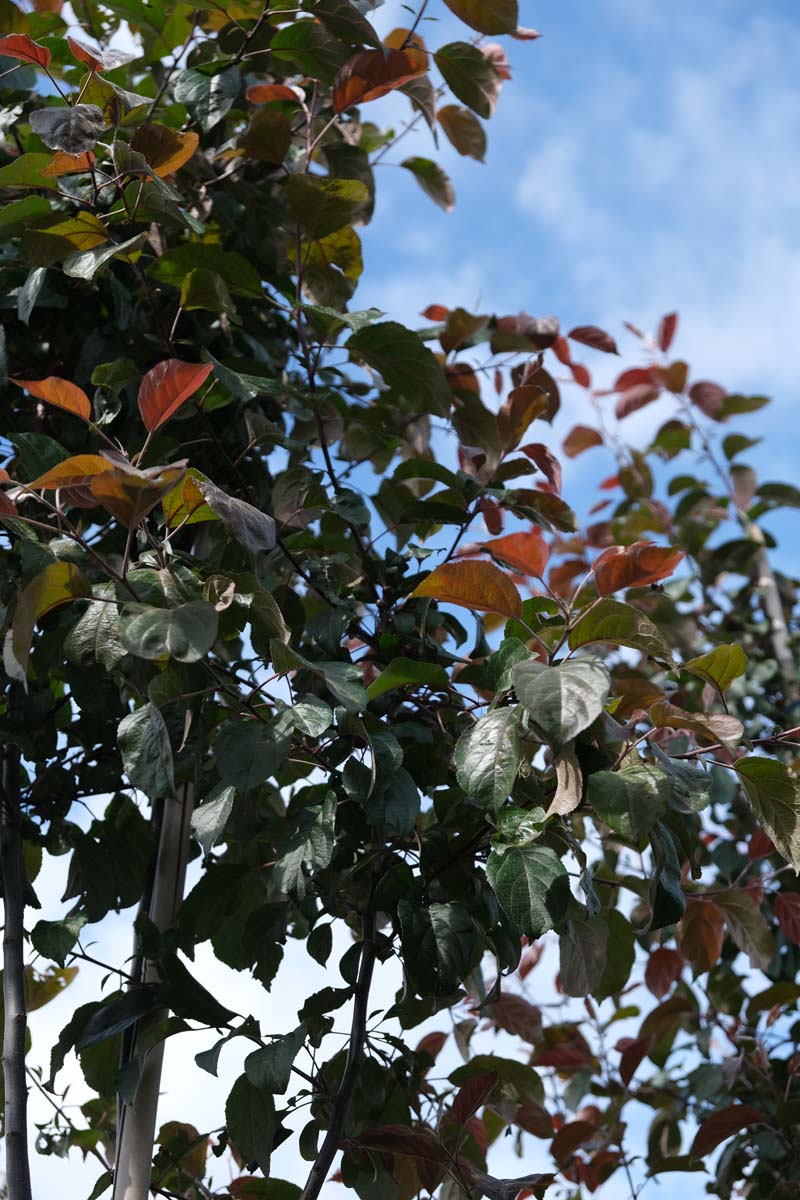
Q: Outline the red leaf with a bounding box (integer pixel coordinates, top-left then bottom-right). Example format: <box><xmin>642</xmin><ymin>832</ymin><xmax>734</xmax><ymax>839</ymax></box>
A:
<box><xmin>415</xmin><ymin>1031</ymin><xmax>447</xmax><ymax>1066</ymax></box>
<box><xmin>775</xmin><ymin>894</ymin><xmax>800</xmax><ymax>944</ymax></box>
<box><xmin>599</xmin><ymin>475</ymin><xmax>619</xmax><ymax>491</ymax></box>
<box><xmin>657</xmin><ymin>312</ymin><xmax>678</xmax><ymax>352</ymax></box>
<box><xmin>246</xmin><ymin>83</ymin><xmax>303</xmax><ymax>104</ymax></box>
<box><xmin>357</xmin><ymin>1125</ymin><xmax>447</xmax><ymax>1165</ymax></box>
<box><xmin>570</xmin><ymin>363</ymin><xmax>592</xmax><ymax>389</ymax></box>
<box><xmin>13</xmin><ymin>376</ymin><xmax>90</xmax><ymax>422</ymax></box>
<box><xmin>615</xmin><ymin>383</ymin><xmax>661</xmax><ymax>419</ymax></box>
<box><xmin>593</xmin><ymin>541</ymin><xmax>684</xmax><ymax>595</ymax></box>
<box><xmin>562</xmin><ymin>424</ymin><xmax>602</xmax><ymax>459</ymax></box>
<box><xmin>613</xmin><ymin>367</ymin><xmax>657</xmax><ymax>392</ymax></box>
<box><xmin>512</xmin><ymin>27</ymin><xmax>542</xmax><ymax>40</ymax></box>
<box><xmin>689</xmin><ymin>1104</ymin><xmax>765</xmax><ymax>1160</ymax></box>
<box><xmin>487</xmin><ymin>993</ymin><xmax>542</xmax><ymax>1043</ymax></box>
<box><xmin>481</xmin><ymin>530</ymin><xmax>549</xmax><ymax>577</ymax></box>
<box><xmin>65</xmin><ymin>36</ymin><xmax>136</xmax><ymax>71</ymax></box>
<box><xmin>138</xmin><ymin>359</ymin><xmax>214</xmax><ymax>432</ymax></box>
<box><xmin>748</xmin><ymin>828</ymin><xmax>776</xmax><ymax>861</ymax></box>
<box><xmin>477</xmin><ymin>496</ymin><xmax>503</xmax><ymax>536</ymax></box>
<box><xmin>516</xmin><ymin>1102</ymin><xmax>553</xmax><ymax>1138</ymax></box>
<box><xmin>482</xmin><ymin>42</ymin><xmax>511</xmax><ymax>80</ymax></box>
<box><xmin>520</xmin><ymin>443</ymin><xmax>563</xmax><ymax>493</ymax></box>
<box><xmin>0</xmin><ymin>490</ymin><xmax>18</xmax><ymax>518</ymax></box>
<box><xmin>518</xmin><ymin>942</ymin><xmax>544</xmax><ymax>979</ymax></box>
<box><xmin>551</xmin><ymin>1120</ymin><xmax>597</xmax><ymax>1166</ymax></box>
<box><xmin>678</xmin><ymin>899</ymin><xmax>725</xmax><ymax>974</ymax></box>
<box><xmin>644</xmin><ymin>947</ymin><xmax>682</xmax><ymax>999</ymax></box>
<box><xmin>0</xmin><ymin>33</ymin><xmax>50</xmax><ymax>68</ymax></box>
<box><xmin>451</xmin><ymin>1073</ymin><xmax>498</xmax><ymax>1125</ymax></box>
<box><xmin>421</xmin><ymin>304</ymin><xmax>450</xmax><ymax>322</ymax></box>
<box><xmin>618</xmin><ymin>1036</ymin><xmax>653</xmax><ymax>1087</ymax></box>
<box><xmin>333</xmin><ymin>46</ymin><xmax>427</xmax><ymax>113</ymax></box>
<box><xmin>552</xmin><ymin>335</ymin><xmax>572</xmax><ymax>365</ymax></box>
<box><xmin>689</xmin><ymin>380</ymin><xmax>727</xmax><ymax>418</ymax></box>
<box><xmin>567</xmin><ymin>325</ymin><xmax>619</xmax><ymax>355</ymax></box>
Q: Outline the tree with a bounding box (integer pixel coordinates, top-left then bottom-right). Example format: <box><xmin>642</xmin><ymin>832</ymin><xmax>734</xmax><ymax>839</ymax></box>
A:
<box><xmin>1</xmin><ymin>3</ymin><xmax>799</xmax><ymax>1200</ymax></box>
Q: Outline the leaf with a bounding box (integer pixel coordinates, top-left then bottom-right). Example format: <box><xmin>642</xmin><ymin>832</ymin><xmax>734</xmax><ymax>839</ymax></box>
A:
<box><xmin>64</xmin><ymin>582</ymin><xmax>126</xmax><ymax>672</ymax></box>
<box><xmin>245</xmin><ymin>1026</ymin><xmax>305</xmax><ymax>1096</ymax></box>
<box><xmin>434</xmin><ymin>42</ymin><xmax>502</xmax><ymax>119</ymax></box>
<box><xmin>333</xmin><ymin>47</ymin><xmax>427</xmax><ymax>112</ymax></box>
<box><xmin>366</xmin><ymin>657</ymin><xmax>448</xmax><ymax>700</ymax></box>
<box><xmin>715</xmin><ymin>890</ymin><xmax>775</xmax><ymax>971</ymax></box>
<box><xmin>455</xmin><ymin>708</ymin><xmax>522</xmax><ymax>811</ymax></box>
<box><xmin>62</xmin><ymin>230</ymin><xmax>147</xmax><ymax>281</ymax></box>
<box><xmin>3</xmin><ymin>563</ymin><xmax>91</xmax><ymax>687</ymax></box>
<box><xmin>0</xmin><ymin>154</ymin><xmax>60</xmax><ymax>192</ymax></box>
<box><xmin>513</xmin><ymin>658</ymin><xmax>610</xmax><ymax>749</ymax></box>
<box><xmin>90</xmin><ymin>458</ymin><xmax>187</xmax><ymax>528</ymax></box>
<box><xmin>31</xmin><ymin>914</ymin><xmax>87</xmax><ymax>968</ymax></box>
<box><xmin>0</xmin><ymin>33</ymin><xmax>51</xmax><ymax>67</ymax></box>
<box><xmin>173</xmin><ymin>65</ymin><xmax>241</xmax><ymax>131</ymax></box>
<box><xmin>548</xmin><ymin>744</ymin><xmax>583</xmax><ymax>817</ymax></box>
<box><xmin>347</xmin><ymin>319</ymin><xmax>451</xmax><ymax>414</ymax></box>
<box><xmin>138</xmin><ymin>358</ymin><xmax>213</xmax><ymax>432</ymax></box>
<box><xmin>273</xmin><ymin>793</ymin><xmax>336</xmax><ymax>898</ymax></box>
<box><xmin>593</xmin><ymin>542</ymin><xmax>685</xmax><ymax>595</ymax></box>
<box><xmin>66</xmin><ymin>36</ymin><xmax>137</xmax><ymax>71</ymax></box>
<box><xmin>247</xmin><ymin>83</ymin><xmax>304</xmax><ymax>104</ymax></box>
<box><xmin>271</xmin><ymin>643</ymin><xmax>366</xmax><ymax>711</ymax></box>
<box><xmin>356</xmin><ymin>1125</ymin><xmax>448</xmax><ymax>1166</ymax></box>
<box><xmin>587</xmin><ymin>765</ymin><xmax>667</xmax><ymax>841</ymax></box>
<box><xmin>657</xmin><ymin>313</ymin><xmax>678</xmax><ymax>353</ymax></box>
<box><xmin>649</xmin><ymin>701</ymin><xmax>743</xmax><ymax>747</ymax></box>
<box><xmin>437</xmin><ymin>104</ymin><xmax>486</xmax><ymax>161</ymax></box>
<box><xmin>13</xmin><ymin>376</ymin><xmax>91</xmax><ymax>422</ymax></box>
<box><xmin>118</xmin><ymin>703</ymin><xmax>175</xmax><ymax>799</ymax></box>
<box><xmin>481</xmin><ymin>531</ymin><xmax>549</xmax><ymax>577</ymax></box>
<box><xmin>398</xmin><ymin>900</ymin><xmax>477</xmax><ymax>995</ymax></box>
<box><xmin>569</xmin><ymin>597</ymin><xmax>672</xmax><ymax>662</ymax></box>
<box><xmin>191</xmin><ymin>785</ymin><xmax>235</xmax><ymax>859</ymax></box>
<box><xmin>689</xmin><ymin>1105</ymin><xmax>765</xmax><ymax>1160</ymax></box>
<box><xmin>226</xmin><ymin>1075</ymin><xmax>278</xmax><ymax>1177</ymax></box>
<box><xmin>442</xmin><ymin>0</ymin><xmax>518</xmax><ymax>35</ymax></box>
<box><xmin>213</xmin><ymin>715</ymin><xmax>293</xmax><ymax>793</ymax></box>
<box><xmin>162</xmin><ymin>470</ymin><xmax>217</xmax><ymax>527</ymax></box>
<box><xmin>677</xmin><ymin>899</ymin><xmax>725</xmax><ymax>974</ymax></box>
<box><xmin>644</xmin><ymin>947</ymin><xmax>682</xmax><ymax>999</ymax></box>
<box><xmin>567</xmin><ymin>325</ymin><xmax>619</xmax><ymax>354</ymax></box>
<box><xmin>559</xmin><ymin>916</ymin><xmax>609</xmax><ymax>997</ymax></box>
<box><xmin>119</xmin><ymin>601</ymin><xmax>218</xmax><ymax>663</ymax></box>
<box><xmin>683</xmin><ymin>644</ymin><xmax>746</xmax><ymax>692</ymax></box>
<box><xmin>270</xmin><ymin>19</ymin><xmax>349</xmax><ymax>82</ymax></box>
<box><xmin>649</xmin><ymin>823</ymin><xmax>685</xmax><ymax>930</ymax></box>
<box><xmin>412</xmin><ymin>561</ymin><xmax>522</xmax><ymax>621</ymax></box>
<box><xmin>486</xmin><ymin>843</ymin><xmax>570</xmax><ymax>940</ymax></box>
<box><xmin>28</xmin><ymin>454</ymin><xmax>114</xmax><ymax>492</ymax></box>
<box><xmin>30</xmin><ymin>105</ymin><xmax>106</xmax><ymax>155</ymax></box>
<box><xmin>198</xmin><ymin>480</ymin><xmax>276</xmax><ymax>557</ymax></box>
<box><xmin>284</xmin><ymin>174</ymin><xmax>369</xmax><ymax>240</ymax></box>
<box><xmin>563</xmin><ymin>424</ymin><xmax>603</xmax><ymax>458</ymax></box>
<box><xmin>130</xmin><ymin>124</ymin><xmax>199</xmax><ymax>176</ymax></box>
<box><xmin>400</xmin><ymin>157</ymin><xmax>455</xmax><ymax>211</ymax></box>
<box><xmin>775</xmin><ymin>893</ymin><xmax>800</xmax><ymax>944</ymax></box>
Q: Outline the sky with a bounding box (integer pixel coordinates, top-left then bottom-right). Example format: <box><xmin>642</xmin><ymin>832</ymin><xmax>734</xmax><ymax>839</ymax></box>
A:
<box><xmin>13</xmin><ymin>0</ymin><xmax>800</xmax><ymax>1197</ymax></box>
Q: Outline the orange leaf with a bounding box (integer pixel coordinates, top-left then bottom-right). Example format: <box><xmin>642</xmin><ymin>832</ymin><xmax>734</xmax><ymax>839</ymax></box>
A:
<box><xmin>137</xmin><ymin>359</ymin><xmax>214</xmax><ymax>432</ymax></box>
<box><xmin>13</xmin><ymin>376</ymin><xmax>91</xmax><ymax>422</ymax></box>
<box><xmin>412</xmin><ymin>560</ymin><xmax>522</xmax><ymax>620</ymax></box>
<box><xmin>593</xmin><ymin>541</ymin><xmax>684</xmax><ymax>595</ymax></box>
<box><xmin>28</xmin><ymin>455</ymin><xmax>114</xmax><ymax>490</ymax></box>
<box><xmin>130</xmin><ymin>125</ymin><xmax>199</xmax><ymax>177</ymax></box>
<box><xmin>90</xmin><ymin>458</ymin><xmax>188</xmax><ymax>527</ymax></box>
<box><xmin>562</xmin><ymin>424</ymin><xmax>602</xmax><ymax>459</ymax></box>
<box><xmin>677</xmin><ymin>899</ymin><xmax>725</xmax><ymax>975</ymax></box>
<box><xmin>644</xmin><ymin>947</ymin><xmax>682</xmax><ymax>999</ymax></box>
<box><xmin>333</xmin><ymin>46</ymin><xmax>427</xmax><ymax>113</ymax></box>
<box><xmin>481</xmin><ymin>531</ymin><xmax>549</xmax><ymax>577</ymax></box>
<box><xmin>421</xmin><ymin>304</ymin><xmax>450</xmax><ymax>321</ymax></box>
<box><xmin>0</xmin><ymin>34</ymin><xmax>51</xmax><ymax>68</ymax></box>
<box><xmin>42</xmin><ymin>151</ymin><xmax>95</xmax><ymax>178</ymax></box>
<box><xmin>689</xmin><ymin>1104</ymin><xmax>765</xmax><ymax>1160</ymax></box>
<box><xmin>246</xmin><ymin>83</ymin><xmax>303</xmax><ymax>104</ymax></box>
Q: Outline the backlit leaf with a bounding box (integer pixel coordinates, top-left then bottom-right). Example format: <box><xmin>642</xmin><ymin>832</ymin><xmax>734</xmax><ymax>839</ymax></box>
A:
<box><xmin>90</xmin><ymin>457</ymin><xmax>188</xmax><ymax>528</ymax></box>
<box><xmin>13</xmin><ymin>376</ymin><xmax>91</xmax><ymax>422</ymax></box>
<box><xmin>562</xmin><ymin>424</ymin><xmax>603</xmax><ymax>458</ymax></box>
<box><xmin>593</xmin><ymin>541</ymin><xmax>685</xmax><ymax>595</ymax></box>
<box><xmin>412</xmin><ymin>560</ymin><xmax>522</xmax><ymax>621</ymax></box>
<box><xmin>435</xmin><ymin>42</ymin><xmax>502</xmax><ymax>119</ymax></box>
<box><xmin>401</xmin><ymin>157</ymin><xmax>455</xmax><ymax>211</ymax></box>
<box><xmin>442</xmin><ymin>0</ymin><xmax>518</xmax><ymax>35</ymax></box>
<box><xmin>66</xmin><ymin>37</ymin><xmax>137</xmax><ymax>71</ymax></box>
<box><xmin>569</xmin><ymin>597</ymin><xmax>672</xmax><ymax>662</ymax></box>
<box><xmin>130</xmin><ymin>124</ymin><xmax>199</xmax><ymax>177</ymax></box>
<box><xmin>683</xmin><ymin>644</ymin><xmax>746</xmax><ymax>692</ymax></box>
<box><xmin>333</xmin><ymin>47</ymin><xmax>427</xmax><ymax>112</ymax></box>
<box><xmin>3</xmin><ymin>563</ymin><xmax>91</xmax><ymax>687</ymax></box>
<box><xmin>689</xmin><ymin>1105</ymin><xmax>765</xmax><ymax>1160</ymax></box>
<box><xmin>481</xmin><ymin>531</ymin><xmax>549</xmax><ymax>577</ymax></box>
<box><xmin>138</xmin><ymin>359</ymin><xmax>213</xmax><ymax>431</ymax></box>
<box><xmin>715</xmin><ymin>890</ymin><xmax>775</xmax><ymax>970</ymax></box>
<box><xmin>0</xmin><ymin>33</ymin><xmax>50</xmax><ymax>67</ymax></box>
<box><xmin>677</xmin><ymin>899</ymin><xmax>725</xmax><ymax>975</ymax></box>
<box><xmin>567</xmin><ymin>325</ymin><xmax>619</xmax><ymax>354</ymax></box>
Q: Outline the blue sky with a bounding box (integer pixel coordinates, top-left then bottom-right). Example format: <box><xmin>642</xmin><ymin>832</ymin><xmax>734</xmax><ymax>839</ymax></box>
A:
<box><xmin>19</xmin><ymin>2</ymin><xmax>800</xmax><ymax>1196</ymax></box>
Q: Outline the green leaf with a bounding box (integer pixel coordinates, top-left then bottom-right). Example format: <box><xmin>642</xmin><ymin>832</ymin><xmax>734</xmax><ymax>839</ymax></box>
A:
<box><xmin>367</xmin><ymin>656</ymin><xmax>448</xmax><ymax>701</ymax></box>
<box><xmin>191</xmin><ymin>784</ymin><xmax>235</xmax><ymax>858</ymax></box>
<box><xmin>17</xmin><ymin>265</ymin><xmax>46</xmax><ymax>325</ymax></box>
<box><xmin>173</xmin><ymin>64</ymin><xmax>241</xmax><ymax>131</ymax></box>
<box><xmin>149</xmin><ymin>243</ymin><xmax>263</xmax><ymax>299</ymax></box>
<box><xmin>0</xmin><ymin>195</ymin><xmax>52</xmax><ymax>232</ymax></box>
<box><xmin>398</xmin><ymin>900</ymin><xmax>477</xmax><ymax>995</ymax></box>
<box><xmin>63</xmin><ymin>231</ymin><xmax>147</xmax><ymax>280</ymax></box>
<box><xmin>119</xmin><ymin>601</ymin><xmax>218</xmax><ymax>663</ymax></box>
<box><xmin>64</xmin><ymin>582</ymin><xmax>126</xmax><ymax>671</ymax></box>
<box><xmin>75</xmin><ymin>990</ymin><xmax>160</xmax><ymax>1052</ymax></box>
<box><xmin>715</xmin><ymin>890</ymin><xmax>775</xmax><ymax>971</ymax></box>
<box><xmin>587</xmin><ymin>765</ymin><xmax>668</xmax><ymax>841</ymax></box>
<box><xmin>735</xmin><ymin>757</ymin><xmax>800</xmax><ymax>872</ymax></box>
<box><xmin>225</xmin><ymin>1075</ymin><xmax>279</xmax><ymax>1177</ymax></box>
<box><xmin>158</xmin><ymin>954</ymin><xmax>236</xmax><ymax>1026</ymax></box>
<box><xmin>213</xmin><ymin>715</ymin><xmax>293</xmax><ymax>792</ymax></box>
<box><xmin>443</xmin><ymin>0</ymin><xmax>518</xmax><ymax>34</ymax></box>
<box><xmin>364</xmin><ymin>765</ymin><xmax>420</xmax><ymax>835</ymax></box>
<box><xmin>31</xmin><ymin>914</ymin><xmax>87</xmax><ymax>968</ymax></box>
<box><xmin>649</xmin><ymin>822</ymin><xmax>686</xmax><ymax>930</ymax></box>
<box><xmin>559</xmin><ymin>916</ymin><xmax>609</xmax><ymax>997</ymax></box>
<box><xmin>683</xmin><ymin>643</ymin><xmax>746</xmax><ymax>692</ymax></box>
<box><xmin>434</xmin><ymin>42</ymin><xmax>501</xmax><ymax>119</ymax></box>
<box><xmin>454</xmin><ymin>707</ymin><xmax>522</xmax><ymax>811</ymax></box>
<box><xmin>568</xmin><ymin>597</ymin><xmax>673</xmax><ymax>662</ymax></box>
<box><xmin>0</xmin><ymin>152</ymin><xmax>60</xmax><ymax>191</ymax></box>
<box><xmin>271</xmin><ymin>641</ymin><xmax>367</xmax><ymax>711</ymax></box>
<box><xmin>273</xmin><ymin>792</ymin><xmax>336</xmax><ymax>898</ymax></box>
<box><xmin>245</xmin><ymin>1025</ymin><xmax>305</xmax><ymax>1095</ymax></box>
<box><xmin>347</xmin><ymin>321</ymin><xmax>451</xmax><ymax>416</ymax></box>
<box><xmin>400</xmin><ymin>157</ymin><xmax>455</xmax><ymax>211</ymax></box>
<box><xmin>301</xmin><ymin>304</ymin><xmax>384</xmax><ymax>338</ymax></box>
<box><xmin>284</xmin><ymin>173</ymin><xmax>370</xmax><ymax>239</ymax></box>
<box><xmin>594</xmin><ymin>910</ymin><xmax>635</xmax><ymax>999</ymax></box>
<box><xmin>513</xmin><ymin>658</ymin><xmax>610</xmax><ymax>749</ymax></box>
<box><xmin>651</xmin><ymin>746</ymin><xmax>712</xmax><ymax>813</ymax></box>
<box><xmin>180</xmin><ymin>267</ymin><xmax>237</xmax><ymax>315</ymax></box>
<box><xmin>118</xmin><ymin>703</ymin><xmax>175</xmax><ymax>799</ymax></box>
<box><xmin>290</xmin><ymin>697</ymin><xmax>333</xmax><ymax>737</ymax></box>
<box><xmin>437</xmin><ymin>104</ymin><xmax>487</xmax><ymax>161</ymax></box>
<box><xmin>486</xmin><ymin>843</ymin><xmax>570</xmax><ymax>940</ymax></box>
<box><xmin>270</xmin><ymin>18</ymin><xmax>349</xmax><ymax>82</ymax></box>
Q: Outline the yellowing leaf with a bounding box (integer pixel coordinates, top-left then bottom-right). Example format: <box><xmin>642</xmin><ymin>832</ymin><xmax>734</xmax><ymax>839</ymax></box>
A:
<box><xmin>13</xmin><ymin>376</ymin><xmax>91</xmax><ymax>422</ymax></box>
<box><xmin>162</xmin><ymin>469</ymin><xmax>217</xmax><ymax>528</ymax></box>
<box><xmin>28</xmin><ymin>454</ymin><xmax>114</xmax><ymax>490</ymax></box>
<box><xmin>412</xmin><ymin>560</ymin><xmax>522</xmax><ymax>620</ymax></box>
<box><xmin>42</xmin><ymin>151</ymin><xmax>95</xmax><ymax>178</ymax></box>
<box><xmin>130</xmin><ymin>125</ymin><xmax>199</xmax><ymax>177</ymax></box>
<box><xmin>3</xmin><ymin>563</ymin><xmax>91</xmax><ymax>688</ymax></box>
<box><xmin>649</xmin><ymin>701</ymin><xmax>743</xmax><ymax>746</ymax></box>
<box><xmin>683</xmin><ymin>644</ymin><xmax>746</xmax><ymax>692</ymax></box>
<box><xmin>90</xmin><ymin>458</ymin><xmax>188</xmax><ymax>527</ymax></box>
<box><xmin>137</xmin><ymin>359</ymin><xmax>214</xmax><ymax>432</ymax></box>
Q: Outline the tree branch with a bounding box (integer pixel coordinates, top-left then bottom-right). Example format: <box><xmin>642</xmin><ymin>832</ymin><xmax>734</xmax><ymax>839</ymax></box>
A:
<box><xmin>2</xmin><ymin>743</ymin><xmax>33</xmax><ymax>1200</ymax></box>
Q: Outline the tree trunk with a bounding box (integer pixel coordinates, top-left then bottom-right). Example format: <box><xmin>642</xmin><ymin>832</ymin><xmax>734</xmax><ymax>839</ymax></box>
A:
<box><xmin>112</xmin><ymin>783</ymin><xmax>194</xmax><ymax>1200</ymax></box>
<box><xmin>1</xmin><ymin>744</ymin><xmax>32</xmax><ymax>1200</ymax></box>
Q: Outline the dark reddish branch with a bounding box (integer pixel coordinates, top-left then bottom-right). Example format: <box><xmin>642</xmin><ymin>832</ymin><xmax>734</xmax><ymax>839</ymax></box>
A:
<box><xmin>2</xmin><ymin>743</ymin><xmax>33</xmax><ymax>1200</ymax></box>
<box><xmin>298</xmin><ymin>906</ymin><xmax>377</xmax><ymax>1200</ymax></box>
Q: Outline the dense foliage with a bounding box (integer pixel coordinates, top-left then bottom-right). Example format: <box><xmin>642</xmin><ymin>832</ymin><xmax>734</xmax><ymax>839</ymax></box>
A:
<box><xmin>1</xmin><ymin>2</ymin><xmax>799</xmax><ymax>1199</ymax></box>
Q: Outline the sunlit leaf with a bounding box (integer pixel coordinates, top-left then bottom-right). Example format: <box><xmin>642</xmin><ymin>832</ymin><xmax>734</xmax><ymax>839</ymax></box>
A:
<box><xmin>90</xmin><ymin>457</ymin><xmax>188</xmax><ymax>527</ymax></box>
<box><xmin>480</xmin><ymin>531</ymin><xmax>549</xmax><ymax>577</ymax></box>
<box><xmin>735</xmin><ymin>758</ymin><xmax>800</xmax><ymax>872</ymax></box>
<box><xmin>66</xmin><ymin>36</ymin><xmax>138</xmax><ymax>71</ymax></box>
<box><xmin>412</xmin><ymin>560</ymin><xmax>522</xmax><ymax>621</ymax></box>
<box><xmin>13</xmin><ymin>376</ymin><xmax>91</xmax><ymax>422</ymax></box>
<box><xmin>569</xmin><ymin>597</ymin><xmax>672</xmax><ymax>662</ymax></box>
<box><xmin>514</xmin><ymin>658</ymin><xmax>610</xmax><ymax>749</ymax></box>
<box><xmin>333</xmin><ymin>47</ymin><xmax>427</xmax><ymax>112</ymax></box>
<box><xmin>130</xmin><ymin>124</ymin><xmax>199</xmax><ymax>176</ymax></box>
<box><xmin>683</xmin><ymin>643</ymin><xmax>746</xmax><ymax>692</ymax></box>
<box><xmin>347</xmin><ymin>320</ymin><xmax>451</xmax><ymax>415</ymax></box>
<box><xmin>593</xmin><ymin>541</ymin><xmax>685</xmax><ymax>595</ymax></box>
<box><xmin>3</xmin><ymin>563</ymin><xmax>91</xmax><ymax>687</ymax></box>
<box><xmin>0</xmin><ymin>33</ymin><xmax>51</xmax><ymax>67</ymax></box>
<box><xmin>137</xmin><ymin>358</ymin><xmax>213</xmax><ymax>431</ymax></box>
<box><xmin>30</xmin><ymin>105</ymin><xmax>106</xmax><ymax>155</ymax></box>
